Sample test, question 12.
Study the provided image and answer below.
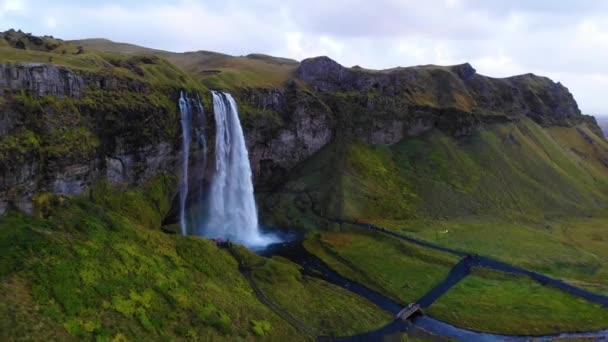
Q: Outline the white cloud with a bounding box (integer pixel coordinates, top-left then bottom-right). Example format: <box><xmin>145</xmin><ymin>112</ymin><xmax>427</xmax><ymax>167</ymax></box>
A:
<box><xmin>0</xmin><ymin>0</ymin><xmax>25</xmax><ymax>17</ymax></box>
<box><xmin>3</xmin><ymin>0</ymin><xmax>25</xmax><ymax>11</ymax></box>
<box><xmin>1</xmin><ymin>0</ymin><xmax>607</xmax><ymax>114</ymax></box>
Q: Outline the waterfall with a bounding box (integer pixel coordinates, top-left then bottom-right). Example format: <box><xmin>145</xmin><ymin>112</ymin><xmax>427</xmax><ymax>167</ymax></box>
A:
<box><xmin>178</xmin><ymin>91</ymin><xmax>192</xmax><ymax>236</ymax></box>
<box><xmin>203</xmin><ymin>91</ymin><xmax>276</xmax><ymax>247</ymax></box>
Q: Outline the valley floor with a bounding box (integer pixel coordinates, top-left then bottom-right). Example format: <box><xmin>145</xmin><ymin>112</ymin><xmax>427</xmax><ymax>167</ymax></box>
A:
<box><xmin>304</xmin><ymin>217</ymin><xmax>608</xmax><ymax>336</ymax></box>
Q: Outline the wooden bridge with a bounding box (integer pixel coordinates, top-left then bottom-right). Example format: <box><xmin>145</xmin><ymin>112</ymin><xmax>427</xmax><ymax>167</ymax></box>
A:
<box><xmin>396</xmin><ymin>303</ymin><xmax>422</xmax><ymax>321</ymax></box>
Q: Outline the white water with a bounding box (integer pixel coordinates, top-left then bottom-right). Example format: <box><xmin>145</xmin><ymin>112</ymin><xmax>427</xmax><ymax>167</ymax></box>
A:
<box><xmin>190</xmin><ymin>93</ymin><xmax>208</xmax><ymax>232</ymax></box>
<box><xmin>195</xmin><ymin>93</ymin><xmax>208</xmax><ymax>180</ymax></box>
<box><xmin>203</xmin><ymin>91</ymin><xmax>277</xmax><ymax>247</ymax></box>
<box><xmin>178</xmin><ymin>91</ymin><xmax>192</xmax><ymax>236</ymax></box>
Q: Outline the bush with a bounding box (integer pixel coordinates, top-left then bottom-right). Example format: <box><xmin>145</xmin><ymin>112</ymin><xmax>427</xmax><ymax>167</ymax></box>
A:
<box><xmin>250</xmin><ymin>319</ymin><xmax>272</xmax><ymax>336</ymax></box>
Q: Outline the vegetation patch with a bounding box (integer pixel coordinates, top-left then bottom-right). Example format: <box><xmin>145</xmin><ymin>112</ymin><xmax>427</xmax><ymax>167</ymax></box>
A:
<box><xmin>304</xmin><ymin>227</ymin><xmax>459</xmax><ymax>304</ymax></box>
<box><xmin>241</xmin><ymin>248</ymin><xmax>393</xmax><ymax>336</ymax></box>
<box><xmin>427</xmin><ymin>268</ymin><xmax>608</xmax><ymax>335</ymax></box>
<box><xmin>370</xmin><ymin>216</ymin><xmax>608</xmax><ymax>294</ymax></box>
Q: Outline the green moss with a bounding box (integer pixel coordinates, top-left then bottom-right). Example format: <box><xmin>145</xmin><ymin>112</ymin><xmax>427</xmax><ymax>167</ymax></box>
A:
<box><xmin>43</xmin><ymin>127</ymin><xmax>99</xmax><ymax>160</ymax></box>
<box><xmin>78</xmin><ymin>87</ymin><xmax>191</xmax><ymax>152</ymax></box>
<box><xmin>0</xmin><ymin>129</ymin><xmax>40</xmax><ymax>165</ymax></box>
<box><xmin>0</xmin><ymin>213</ymin><xmax>48</xmax><ymax>277</ymax></box>
<box><xmin>250</xmin><ymin>319</ymin><xmax>272</xmax><ymax>336</ymax></box>
<box><xmin>342</xmin><ymin>143</ymin><xmax>416</xmax><ymax>219</ymax></box>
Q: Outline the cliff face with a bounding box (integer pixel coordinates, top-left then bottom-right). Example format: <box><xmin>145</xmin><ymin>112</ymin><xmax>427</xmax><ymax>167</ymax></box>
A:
<box><xmin>234</xmin><ymin>57</ymin><xmax>596</xmax><ymax>191</ymax></box>
<box><xmin>297</xmin><ymin>57</ymin><xmax>584</xmax><ymax>130</ymax></box>
<box><xmin>237</xmin><ymin>85</ymin><xmax>333</xmax><ymax>188</ymax></box>
<box><xmin>0</xmin><ymin>62</ymin><xmax>182</xmax><ymax>214</ymax></box>
<box><xmin>1</xmin><ymin>54</ymin><xmax>602</xmax><ymax>217</ymax></box>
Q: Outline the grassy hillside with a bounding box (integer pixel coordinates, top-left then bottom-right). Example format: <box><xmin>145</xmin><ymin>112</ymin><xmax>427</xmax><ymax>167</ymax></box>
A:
<box><xmin>0</xmin><ymin>177</ymin><xmax>397</xmax><ymax>341</ymax></box>
<box><xmin>262</xmin><ymin>119</ymin><xmax>608</xmax><ymax>224</ymax></box>
<box><xmin>0</xmin><ymin>30</ymin><xmax>204</xmax><ymax>91</ymax></box>
<box><xmin>234</xmin><ymin>247</ymin><xmax>392</xmax><ymax>336</ymax></box>
<box><xmin>261</xmin><ymin>118</ymin><xmax>608</xmax><ymax>292</ymax></box>
<box><xmin>72</xmin><ymin>38</ymin><xmax>298</xmax><ymax>90</ymax></box>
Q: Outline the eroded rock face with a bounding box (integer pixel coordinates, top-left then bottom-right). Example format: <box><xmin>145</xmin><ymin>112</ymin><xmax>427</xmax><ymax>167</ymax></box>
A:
<box><xmin>0</xmin><ymin>63</ymin><xmax>150</xmax><ymax>99</ymax></box>
<box><xmin>238</xmin><ymin>86</ymin><xmax>333</xmax><ymax>188</ymax></box>
<box><xmin>0</xmin><ymin>63</ymin><xmax>179</xmax><ymax>214</ymax></box>
<box><xmin>298</xmin><ymin>56</ymin><xmax>586</xmax><ymax>128</ymax></box>
<box><xmin>0</xmin><ymin>63</ymin><xmax>86</xmax><ymax>98</ymax></box>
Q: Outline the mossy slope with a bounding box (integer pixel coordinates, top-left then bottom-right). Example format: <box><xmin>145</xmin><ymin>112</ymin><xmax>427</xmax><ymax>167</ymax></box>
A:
<box><xmin>0</xmin><ymin>176</ymin><xmax>307</xmax><ymax>341</ymax></box>
<box><xmin>263</xmin><ymin>119</ymin><xmax>608</xmax><ymax>226</ymax></box>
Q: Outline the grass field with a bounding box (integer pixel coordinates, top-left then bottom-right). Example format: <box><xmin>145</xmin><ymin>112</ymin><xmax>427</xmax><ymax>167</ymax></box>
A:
<box><xmin>303</xmin><ymin>227</ymin><xmax>608</xmax><ymax>335</ymax></box>
<box><xmin>427</xmin><ymin>268</ymin><xmax>608</xmax><ymax>335</ymax></box>
<box><xmin>304</xmin><ymin>227</ymin><xmax>459</xmax><ymax>304</ymax></box>
<box><xmin>370</xmin><ymin>216</ymin><xmax>608</xmax><ymax>295</ymax></box>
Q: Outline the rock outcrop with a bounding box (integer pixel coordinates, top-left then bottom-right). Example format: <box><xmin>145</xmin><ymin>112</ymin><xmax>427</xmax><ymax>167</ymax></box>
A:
<box><xmin>298</xmin><ymin>56</ymin><xmax>585</xmax><ymax>131</ymax></box>
<box><xmin>0</xmin><ymin>63</ymin><xmax>86</xmax><ymax>98</ymax></box>
<box><xmin>238</xmin><ymin>85</ymin><xmax>333</xmax><ymax>188</ymax></box>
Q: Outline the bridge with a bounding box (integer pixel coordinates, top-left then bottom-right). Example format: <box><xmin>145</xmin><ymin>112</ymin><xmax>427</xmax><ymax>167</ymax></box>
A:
<box><xmin>396</xmin><ymin>303</ymin><xmax>422</xmax><ymax>320</ymax></box>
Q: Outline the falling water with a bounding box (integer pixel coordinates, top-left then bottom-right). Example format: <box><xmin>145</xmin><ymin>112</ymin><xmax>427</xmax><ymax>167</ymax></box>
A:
<box><xmin>194</xmin><ymin>93</ymin><xmax>208</xmax><ymax>198</ymax></box>
<box><xmin>204</xmin><ymin>91</ymin><xmax>276</xmax><ymax>247</ymax></box>
<box><xmin>178</xmin><ymin>91</ymin><xmax>192</xmax><ymax>236</ymax></box>
<box><xmin>190</xmin><ymin>93</ymin><xmax>208</xmax><ymax>232</ymax></box>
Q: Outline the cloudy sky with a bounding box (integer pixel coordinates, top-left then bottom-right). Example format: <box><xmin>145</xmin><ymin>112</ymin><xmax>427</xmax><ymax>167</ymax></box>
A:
<box><xmin>1</xmin><ymin>0</ymin><xmax>608</xmax><ymax>115</ymax></box>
